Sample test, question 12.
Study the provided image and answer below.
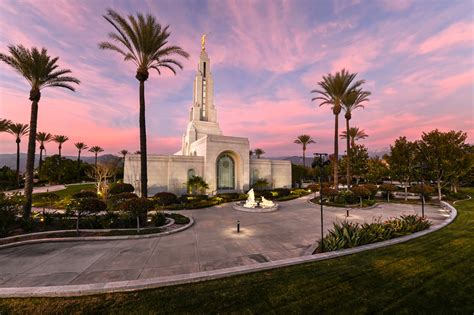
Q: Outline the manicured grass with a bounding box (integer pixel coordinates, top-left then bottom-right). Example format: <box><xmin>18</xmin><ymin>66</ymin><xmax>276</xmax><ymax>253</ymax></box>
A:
<box><xmin>51</xmin><ymin>183</ymin><xmax>95</xmax><ymax>200</ymax></box>
<box><xmin>1</xmin><ymin>189</ymin><xmax>473</xmax><ymax>314</ymax></box>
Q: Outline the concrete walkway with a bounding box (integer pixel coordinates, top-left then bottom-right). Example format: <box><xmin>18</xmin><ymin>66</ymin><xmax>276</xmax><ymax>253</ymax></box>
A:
<box><xmin>0</xmin><ymin>197</ymin><xmax>446</xmax><ymax>288</ymax></box>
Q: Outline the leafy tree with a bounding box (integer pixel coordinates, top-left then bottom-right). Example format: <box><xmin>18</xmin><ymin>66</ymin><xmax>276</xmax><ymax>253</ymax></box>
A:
<box><xmin>0</xmin><ymin>118</ymin><xmax>12</xmax><ymax>132</ymax></box>
<box><xmin>350</xmin><ymin>185</ymin><xmax>371</xmax><ymax>207</ymax></box>
<box><xmin>68</xmin><ymin>197</ymin><xmax>106</xmax><ymax>233</ymax></box>
<box><xmin>186</xmin><ymin>175</ymin><xmax>209</xmax><ymax>195</ymax></box>
<box><xmin>417</xmin><ymin>129</ymin><xmax>469</xmax><ymax>200</ymax></box>
<box><xmin>380</xmin><ymin>183</ymin><xmax>397</xmax><ymax>202</ymax></box>
<box><xmin>340</xmin><ymin>127</ymin><xmax>368</xmax><ymax>148</ymax></box>
<box><xmin>120</xmin><ymin>198</ymin><xmax>154</xmax><ymax>232</ymax></box>
<box><xmin>254</xmin><ymin>148</ymin><xmax>265</xmax><ymax>159</ymax></box>
<box><xmin>312</xmin><ymin>69</ymin><xmax>364</xmax><ymax>190</ymax></box>
<box><xmin>39</xmin><ymin>155</ymin><xmax>78</xmax><ymax>184</ymax></box>
<box><xmin>366</xmin><ymin>156</ymin><xmax>388</xmax><ymax>184</ymax></box>
<box><xmin>99</xmin><ymin>9</ymin><xmax>189</xmax><ymax>198</ymax></box>
<box><xmin>0</xmin><ymin>166</ymin><xmax>17</xmax><ymax>191</ymax></box>
<box><xmin>7</xmin><ymin>123</ymin><xmax>29</xmax><ymax>187</ymax></box>
<box><xmin>340</xmin><ymin>144</ymin><xmax>369</xmax><ymax>185</ymax></box>
<box><xmin>292</xmin><ymin>163</ymin><xmax>310</xmax><ymax>187</ymax></box>
<box><xmin>74</xmin><ymin>142</ymin><xmax>88</xmax><ymax>182</ymax></box>
<box><xmin>89</xmin><ymin>146</ymin><xmax>104</xmax><ymax>167</ymax></box>
<box><xmin>0</xmin><ymin>45</ymin><xmax>79</xmax><ymax>219</ymax></box>
<box><xmin>387</xmin><ymin>137</ymin><xmax>417</xmax><ymax>200</ymax></box>
<box><xmin>36</xmin><ymin>132</ymin><xmax>52</xmax><ymax>172</ymax></box>
<box><xmin>341</xmin><ymin>88</ymin><xmax>370</xmax><ymax>188</ymax></box>
<box><xmin>294</xmin><ymin>134</ymin><xmax>316</xmax><ymax>167</ymax></box>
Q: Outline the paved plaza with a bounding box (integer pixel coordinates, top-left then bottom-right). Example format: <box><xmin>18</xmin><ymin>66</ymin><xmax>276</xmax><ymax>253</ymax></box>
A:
<box><xmin>0</xmin><ymin>197</ymin><xmax>447</xmax><ymax>288</ymax></box>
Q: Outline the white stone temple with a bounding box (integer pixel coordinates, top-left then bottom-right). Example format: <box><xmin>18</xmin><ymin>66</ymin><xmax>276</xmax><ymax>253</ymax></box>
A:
<box><xmin>124</xmin><ymin>39</ymin><xmax>291</xmax><ymax>196</ymax></box>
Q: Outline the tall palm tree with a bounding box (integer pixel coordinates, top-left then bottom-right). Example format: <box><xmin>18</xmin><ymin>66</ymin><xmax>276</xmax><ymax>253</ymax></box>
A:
<box><xmin>0</xmin><ymin>118</ymin><xmax>12</xmax><ymax>132</ymax></box>
<box><xmin>99</xmin><ymin>9</ymin><xmax>189</xmax><ymax>198</ymax></box>
<box><xmin>311</xmin><ymin>69</ymin><xmax>364</xmax><ymax>190</ymax></box>
<box><xmin>89</xmin><ymin>146</ymin><xmax>104</xmax><ymax>167</ymax></box>
<box><xmin>36</xmin><ymin>131</ymin><xmax>52</xmax><ymax>171</ymax></box>
<box><xmin>53</xmin><ymin>135</ymin><xmax>69</xmax><ymax>183</ymax></box>
<box><xmin>294</xmin><ymin>134</ymin><xmax>316</xmax><ymax>167</ymax></box>
<box><xmin>254</xmin><ymin>148</ymin><xmax>265</xmax><ymax>159</ymax></box>
<box><xmin>75</xmin><ymin>142</ymin><xmax>88</xmax><ymax>182</ymax></box>
<box><xmin>0</xmin><ymin>45</ymin><xmax>79</xmax><ymax>219</ymax></box>
<box><xmin>341</xmin><ymin>127</ymin><xmax>369</xmax><ymax>149</ymax></box>
<box><xmin>8</xmin><ymin>123</ymin><xmax>29</xmax><ymax>187</ymax></box>
<box><xmin>341</xmin><ymin>89</ymin><xmax>370</xmax><ymax>188</ymax></box>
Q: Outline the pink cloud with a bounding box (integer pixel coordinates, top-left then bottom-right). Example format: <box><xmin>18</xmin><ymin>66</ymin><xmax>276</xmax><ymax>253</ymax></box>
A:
<box><xmin>418</xmin><ymin>21</ymin><xmax>474</xmax><ymax>55</ymax></box>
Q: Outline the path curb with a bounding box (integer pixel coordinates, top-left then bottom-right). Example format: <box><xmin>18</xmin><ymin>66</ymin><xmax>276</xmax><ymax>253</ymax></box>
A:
<box><xmin>0</xmin><ymin>201</ymin><xmax>458</xmax><ymax>298</ymax></box>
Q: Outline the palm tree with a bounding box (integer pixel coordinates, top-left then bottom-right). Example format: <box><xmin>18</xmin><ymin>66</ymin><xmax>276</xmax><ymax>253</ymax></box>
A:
<box><xmin>254</xmin><ymin>148</ymin><xmax>265</xmax><ymax>159</ymax></box>
<box><xmin>341</xmin><ymin>89</ymin><xmax>370</xmax><ymax>188</ymax></box>
<box><xmin>36</xmin><ymin>132</ymin><xmax>52</xmax><ymax>171</ymax></box>
<box><xmin>311</xmin><ymin>69</ymin><xmax>364</xmax><ymax>190</ymax></box>
<box><xmin>99</xmin><ymin>9</ymin><xmax>189</xmax><ymax>198</ymax></box>
<box><xmin>0</xmin><ymin>118</ymin><xmax>12</xmax><ymax>132</ymax></box>
<box><xmin>53</xmin><ymin>135</ymin><xmax>69</xmax><ymax>183</ymax></box>
<box><xmin>341</xmin><ymin>127</ymin><xmax>369</xmax><ymax>149</ymax></box>
<box><xmin>120</xmin><ymin>149</ymin><xmax>128</xmax><ymax>160</ymax></box>
<box><xmin>75</xmin><ymin>142</ymin><xmax>88</xmax><ymax>182</ymax></box>
<box><xmin>294</xmin><ymin>134</ymin><xmax>316</xmax><ymax>167</ymax></box>
<box><xmin>0</xmin><ymin>45</ymin><xmax>79</xmax><ymax>220</ymax></box>
<box><xmin>8</xmin><ymin>123</ymin><xmax>29</xmax><ymax>187</ymax></box>
<box><xmin>249</xmin><ymin>150</ymin><xmax>254</xmax><ymax>158</ymax></box>
<box><xmin>89</xmin><ymin>146</ymin><xmax>104</xmax><ymax>167</ymax></box>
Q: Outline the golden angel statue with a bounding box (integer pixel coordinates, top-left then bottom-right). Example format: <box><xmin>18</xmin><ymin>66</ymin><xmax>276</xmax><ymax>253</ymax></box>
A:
<box><xmin>201</xmin><ymin>34</ymin><xmax>206</xmax><ymax>50</ymax></box>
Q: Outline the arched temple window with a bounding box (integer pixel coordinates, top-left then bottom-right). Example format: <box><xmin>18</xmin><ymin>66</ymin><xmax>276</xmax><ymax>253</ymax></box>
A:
<box><xmin>187</xmin><ymin>169</ymin><xmax>196</xmax><ymax>179</ymax></box>
<box><xmin>216</xmin><ymin>154</ymin><xmax>235</xmax><ymax>190</ymax></box>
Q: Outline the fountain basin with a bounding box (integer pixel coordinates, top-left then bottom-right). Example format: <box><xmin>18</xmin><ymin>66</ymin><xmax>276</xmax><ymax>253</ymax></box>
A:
<box><xmin>232</xmin><ymin>201</ymin><xmax>279</xmax><ymax>213</ymax></box>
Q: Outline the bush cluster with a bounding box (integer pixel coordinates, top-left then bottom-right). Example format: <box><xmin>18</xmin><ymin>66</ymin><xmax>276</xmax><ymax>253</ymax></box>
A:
<box><xmin>72</xmin><ymin>190</ymin><xmax>97</xmax><ymax>199</ymax></box>
<box><xmin>154</xmin><ymin>192</ymin><xmax>178</xmax><ymax>206</ymax></box>
<box><xmin>317</xmin><ymin>215</ymin><xmax>431</xmax><ymax>252</ymax></box>
<box><xmin>108</xmin><ymin>183</ymin><xmax>134</xmax><ymax>195</ymax></box>
<box><xmin>0</xmin><ymin>193</ymin><xmax>22</xmax><ymax>237</ymax></box>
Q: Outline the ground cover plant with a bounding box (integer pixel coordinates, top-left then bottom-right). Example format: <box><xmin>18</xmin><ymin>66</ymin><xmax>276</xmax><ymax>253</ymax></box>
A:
<box><xmin>1</xmin><ymin>189</ymin><xmax>471</xmax><ymax>313</ymax></box>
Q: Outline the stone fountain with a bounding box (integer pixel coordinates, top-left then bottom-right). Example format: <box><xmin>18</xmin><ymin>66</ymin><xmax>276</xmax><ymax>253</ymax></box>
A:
<box><xmin>233</xmin><ymin>189</ymin><xmax>279</xmax><ymax>212</ymax></box>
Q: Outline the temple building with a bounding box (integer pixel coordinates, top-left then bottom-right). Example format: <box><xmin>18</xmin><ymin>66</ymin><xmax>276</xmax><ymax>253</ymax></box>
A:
<box><xmin>124</xmin><ymin>39</ymin><xmax>292</xmax><ymax>196</ymax></box>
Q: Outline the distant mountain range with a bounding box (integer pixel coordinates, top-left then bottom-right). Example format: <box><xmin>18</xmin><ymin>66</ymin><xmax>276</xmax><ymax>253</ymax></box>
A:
<box><xmin>1</xmin><ymin>151</ymin><xmax>390</xmax><ymax>172</ymax></box>
<box><xmin>0</xmin><ymin>153</ymin><xmax>120</xmax><ymax>172</ymax></box>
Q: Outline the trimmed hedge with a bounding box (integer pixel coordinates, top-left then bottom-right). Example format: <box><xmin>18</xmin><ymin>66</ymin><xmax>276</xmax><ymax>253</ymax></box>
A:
<box><xmin>72</xmin><ymin>190</ymin><xmax>97</xmax><ymax>199</ymax></box>
<box><xmin>154</xmin><ymin>192</ymin><xmax>178</xmax><ymax>206</ymax></box>
<box><xmin>109</xmin><ymin>183</ymin><xmax>135</xmax><ymax>195</ymax></box>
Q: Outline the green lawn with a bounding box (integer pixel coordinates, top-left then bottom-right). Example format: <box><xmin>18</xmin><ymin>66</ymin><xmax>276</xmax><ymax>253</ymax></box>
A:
<box><xmin>50</xmin><ymin>183</ymin><xmax>95</xmax><ymax>200</ymax></box>
<box><xmin>2</xmin><ymin>189</ymin><xmax>473</xmax><ymax>314</ymax></box>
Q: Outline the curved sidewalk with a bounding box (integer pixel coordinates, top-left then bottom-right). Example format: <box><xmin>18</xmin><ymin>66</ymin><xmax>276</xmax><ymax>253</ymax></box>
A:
<box><xmin>0</xmin><ymin>198</ymin><xmax>456</xmax><ymax>297</ymax></box>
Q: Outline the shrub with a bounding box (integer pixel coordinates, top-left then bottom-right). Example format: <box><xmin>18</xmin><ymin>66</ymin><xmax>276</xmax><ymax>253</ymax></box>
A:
<box><xmin>108</xmin><ymin>183</ymin><xmax>134</xmax><ymax>195</ymax></box>
<box><xmin>0</xmin><ymin>193</ymin><xmax>21</xmax><ymax>237</ymax></box>
<box><xmin>334</xmin><ymin>190</ymin><xmax>357</xmax><ymax>204</ymax></box>
<box><xmin>153</xmin><ymin>192</ymin><xmax>178</xmax><ymax>206</ymax></box>
<box><xmin>321</xmin><ymin>187</ymin><xmax>338</xmax><ymax>201</ymax></box>
<box><xmin>290</xmin><ymin>188</ymin><xmax>308</xmax><ymax>197</ymax></box>
<box><xmin>120</xmin><ymin>198</ymin><xmax>154</xmax><ymax>230</ymax></box>
<box><xmin>67</xmin><ymin>197</ymin><xmax>107</xmax><ymax>231</ymax></box>
<box><xmin>316</xmin><ymin>215</ymin><xmax>431</xmax><ymax>252</ymax></box>
<box><xmin>107</xmin><ymin>192</ymin><xmax>138</xmax><ymax>210</ymax></box>
<box><xmin>152</xmin><ymin>211</ymin><xmax>167</xmax><ymax>227</ymax></box>
<box><xmin>379</xmin><ymin>183</ymin><xmax>397</xmax><ymax>202</ymax></box>
<box><xmin>165</xmin><ymin>213</ymin><xmax>190</xmax><ymax>224</ymax></box>
<box><xmin>351</xmin><ymin>186</ymin><xmax>371</xmax><ymax>199</ymax></box>
<box><xmin>216</xmin><ymin>193</ymin><xmax>240</xmax><ymax>202</ymax></box>
<box><xmin>253</xmin><ymin>178</ymin><xmax>269</xmax><ymax>191</ymax></box>
<box><xmin>274</xmin><ymin>188</ymin><xmax>291</xmax><ymax>197</ymax></box>
<box><xmin>306</xmin><ymin>184</ymin><xmax>320</xmax><ymax>192</ymax></box>
<box><xmin>32</xmin><ymin>192</ymin><xmax>60</xmax><ymax>202</ymax></box>
<box><xmin>72</xmin><ymin>190</ymin><xmax>97</xmax><ymax>199</ymax></box>
<box><xmin>411</xmin><ymin>184</ymin><xmax>435</xmax><ymax>200</ymax></box>
<box><xmin>362</xmin><ymin>184</ymin><xmax>378</xmax><ymax>199</ymax></box>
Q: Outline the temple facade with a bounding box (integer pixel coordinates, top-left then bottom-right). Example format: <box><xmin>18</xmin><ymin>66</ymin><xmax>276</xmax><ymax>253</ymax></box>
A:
<box><xmin>124</xmin><ymin>42</ymin><xmax>291</xmax><ymax>196</ymax></box>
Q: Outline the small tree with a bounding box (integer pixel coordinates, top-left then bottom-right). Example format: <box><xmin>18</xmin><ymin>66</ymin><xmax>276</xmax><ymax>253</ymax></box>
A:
<box><xmin>86</xmin><ymin>163</ymin><xmax>115</xmax><ymax>197</ymax></box>
<box><xmin>186</xmin><ymin>176</ymin><xmax>209</xmax><ymax>195</ymax></box>
<box><xmin>351</xmin><ymin>186</ymin><xmax>371</xmax><ymax>207</ymax></box>
<box><xmin>68</xmin><ymin>197</ymin><xmax>106</xmax><ymax>233</ymax></box>
<box><xmin>380</xmin><ymin>183</ymin><xmax>397</xmax><ymax>202</ymax></box>
<box><xmin>254</xmin><ymin>148</ymin><xmax>265</xmax><ymax>159</ymax></box>
<box><xmin>120</xmin><ymin>198</ymin><xmax>154</xmax><ymax>232</ymax></box>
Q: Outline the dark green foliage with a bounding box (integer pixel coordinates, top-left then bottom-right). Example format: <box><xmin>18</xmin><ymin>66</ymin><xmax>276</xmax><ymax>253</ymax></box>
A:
<box><xmin>410</xmin><ymin>184</ymin><xmax>434</xmax><ymax>197</ymax></box>
<box><xmin>71</xmin><ymin>190</ymin><xmax>97</xmax><ymax>199</ymax></box>
<box><xmin>39</xmin><ymin>155</ymin><xmax>87</xmax><ymax>184</ymax></box>
<box><xmin>215</xmin><ymin>193</ymin><xmax>241</xmax><ymax>202</ymax></box>
<box><xmin>107</xmin><ymin>192</ymin><xmax>138</xmax><ymax>210</ymax></box>
<box><xmin>274</xmin><ymin>188</ymin><xmax>291</xmax><ymax>197</ymax></box>
<box><xmin>32</xmin><ymin>192</ymin><xmax>60</xmax><ymax>202</ymax></box>
<box><xmin>69</xmin><ymin>197</ymin><xmax>107</xmax><ymax>216</ymax></box>
<box><xmin>0</xmin><ymin>166</ymin><xmax>16</xmax><ymax>191</ymax></box>
<box><xmin>108</xmin><ymin>183</ymin><xmax>134</xmax><ymax>195</ymax></box>
<box><xmin>165</xmin><ymin>213</ymin><xmax>190</xmax><ymax>224</ymax></box>
<box><xmin>362</xmin><ymin>183</ymin><xmax>378</xmax><ymax>198</ymax></box>
<box><xmin>334</xmin><ymin>190</ymin><xmax>357</xmax><ymax>204</ymax></box>
<box><xmin>350</xmin><ymin>186</ymin><xmax>371</xmax><ymax>199</ymax></box>
<box><xmin>317</xmin><ymin>214</ymin><xmax>432</xmax><ymax>252</ymax></box>
<box><xmin>152</xmin><ymin>211</ymin><xmax>166</xmax><ymax>227</ymax></box>
<box><xmin>253</xmin><ymin>178</ymin><xmax>269</xmax><ymax>191</ymax></box>
<box><xmin>322</xmin><ymin>187</ymin><xmax>338</xmax><ymax>201</ymax></box>
<box><xmin>0</xmin><ymin>193</ymin><xmax>22</xmax><ymax>237</ymax></box>
<box><xmin>153</xmin><ymin>192</ymin><xmax>178</xmax><ymax>206</ymax></box>
<box><xmin>119</xmin><ymin>198</ymin><xmax>154</xmax><ymax>227</ymax></box>
<box><xmin>306</xmin><ymin>184</ymin><xmax>320</xmax><ymax>192</ymax></box>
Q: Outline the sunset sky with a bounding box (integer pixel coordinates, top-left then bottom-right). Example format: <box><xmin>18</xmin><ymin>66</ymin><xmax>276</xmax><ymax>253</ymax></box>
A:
<box><xmin>0</xmin><ymin>0</ymin><xmax>473</xmax><ymax>157</ymax></box>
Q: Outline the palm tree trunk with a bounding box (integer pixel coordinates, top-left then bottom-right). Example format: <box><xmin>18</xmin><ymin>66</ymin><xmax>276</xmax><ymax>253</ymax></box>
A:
<box><xmin>94</xmin><ymin>153</ymin><xmax>98</xmax><ymax>167</ymax></box>
<box><xmin>139</xmin><ymin>80</ymin><xmax>148</xmax><ymax>198</ymax></box>
<box><xmin>333</xmin><ymin>113</ymin><xmax>339</xmax><ymax>190</ymax></box>
<box><xmin>16</xmin><ymin>139</ymin><xmax>20</xmax><ymax>188</ymax></box>
<box><xmin>39</xmin><ymin>146</ymin><xmax>44</xmax><ymax>172</ymax></box>
<box><xmin>303</xmin><ymin>148</ymin><xmax>306</xmax><ymax>168</ymax></box>
<box><xmin>77</xmin><ymin>150</ymin><xmax>81</xmax><ymax>182</ymax></box>
<box><xmin>58</xmin><ymin>146</ymin><xmax>62</xmax><ymax>183</ymax></box>
<box><xmin>346</xmin><ymin>118</ymin><xmax>351</xmax><ymax>189</ymax></box>
<box><xmin>23</xmin><ymin>100</ymin><xmax>39</xmax><ymax>220</ymax></box>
